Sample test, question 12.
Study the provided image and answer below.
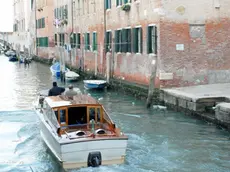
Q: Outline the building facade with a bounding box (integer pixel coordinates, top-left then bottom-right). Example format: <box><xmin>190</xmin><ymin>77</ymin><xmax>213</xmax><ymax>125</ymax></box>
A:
<box><xmin>36</xmin><ymin>0</ymin><xmax>55</xmax><ymax>58</ymax></box>
<box><xmin>15</xmin><ymin>0</ymin><xmax>230</xmax><ymax>88</ymax></box>
<box><xmin>13</xmin><ymin>0</ymin><xmax>32</xmax><ymax>53</ymax></box>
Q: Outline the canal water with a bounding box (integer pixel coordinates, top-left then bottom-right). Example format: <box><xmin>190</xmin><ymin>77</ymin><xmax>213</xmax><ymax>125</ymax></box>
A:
<box><xmin>0</xmin><ymin>54</ymin><xmax>229</xmax><ymax>172</ymax></box>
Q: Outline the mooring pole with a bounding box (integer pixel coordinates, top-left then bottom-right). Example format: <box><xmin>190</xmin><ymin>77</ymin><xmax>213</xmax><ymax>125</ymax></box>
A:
<box><xmin>146</xmin><ymin>58</ymin><xmax>157</xmax><ymax>108</ymax></box>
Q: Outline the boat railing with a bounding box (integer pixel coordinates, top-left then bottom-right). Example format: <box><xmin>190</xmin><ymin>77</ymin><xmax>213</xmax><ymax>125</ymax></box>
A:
<box><xmin>102</xmin><ymin>106</ymin><xmax>115</xmax><ymax>125</ymax></box>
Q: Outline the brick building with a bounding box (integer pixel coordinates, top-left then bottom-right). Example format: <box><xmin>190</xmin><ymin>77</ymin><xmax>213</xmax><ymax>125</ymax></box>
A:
<box><xmin>36</xmin><ymin>0</ymin><xmax>55</xmax><ymax>58</ymax></box>
<box><xmin>27</xmin><ymin>0</ymin><xmax>230</xmax><ymax>88</ymax></box>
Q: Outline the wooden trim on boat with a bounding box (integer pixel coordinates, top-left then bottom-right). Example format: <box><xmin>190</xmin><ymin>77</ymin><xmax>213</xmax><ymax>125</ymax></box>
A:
<box><xmin>60</xmin><ymin>137</ymin><xmax>128</xmax><ymax>145</ymax></box>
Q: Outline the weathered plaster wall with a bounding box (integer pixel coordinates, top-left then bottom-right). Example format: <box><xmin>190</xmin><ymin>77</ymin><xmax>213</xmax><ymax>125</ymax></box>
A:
<box><xmin>159</xmin><ymin>0</ymin><xmax>230</xmax><ymax>87</ymax></box>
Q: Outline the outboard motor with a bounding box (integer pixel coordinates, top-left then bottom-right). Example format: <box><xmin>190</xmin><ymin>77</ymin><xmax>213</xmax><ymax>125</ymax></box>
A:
<box><xmin>87</xmin><ymin>152</ymin><xmax>102</xmax><ymax>167</ymax></box>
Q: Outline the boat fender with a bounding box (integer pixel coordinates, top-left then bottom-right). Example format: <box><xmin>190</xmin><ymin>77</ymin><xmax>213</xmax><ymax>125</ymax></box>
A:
<box><xmin>76</xmin><ymin>130</ymin><xmax>86</xmax><ymax>136</ymax></box>
<box><xmin>87</xmin><ymin>152</ymin><xmax>102</xmax><ymax>167</ymax></box>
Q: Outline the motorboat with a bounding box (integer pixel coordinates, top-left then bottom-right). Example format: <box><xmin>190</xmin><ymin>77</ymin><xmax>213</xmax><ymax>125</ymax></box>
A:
<box><xmin>5</xmin><ymin>50</ymin><xmax>16</xmax><ymax>57</ymax></box>
<box><xmin>83</xmin><ymin>80</ymin><xmax>107</xmax><ymax>89</ymax></box>
<box><xmin>65</xmin><ymin>71</ymin><xmax>80</xmax><ymax>81</ymax></box>
<box><xmin>34</xmin><ymin>91</ymin><xmax>128</xmax><ymax>170</ymax></box>
<box><xmin>50</xmin><ymin>62</ymin><xmax>69</xmax><ymax>77</ymax></box>
<box><xmin>8</xmin><ymin>53</ymin><xmax>18</xmax><ymax>62</ymax></box>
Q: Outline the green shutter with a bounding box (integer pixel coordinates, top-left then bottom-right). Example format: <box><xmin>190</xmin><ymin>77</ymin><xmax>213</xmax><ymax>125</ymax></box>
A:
<box><xmin>114</xmin><ymin>30</ymin><xmax>118</xmax><ymax>52</ymax></box>
<box><xmin>77</xmin><ymin>33</ymin><xmax>81</xmax><ymax>48</ymax></box>
<box><xmin>153</xmin><ymin>26</ymin><xmax>157</xmax><ymax>54</ymax></box>
<box><xmin>124</xmin><ymin>0</ymin><xmax>128</xmax><ymax>4</ymax></box>
<box><xmin>127</xmin><ymin>29</ymin><xmax>131</xmax><ymax>52</ymax></box>
<box><xmin>55</xmin><ymin>34</ymin><xmax>57</xmax><ymax>45</ymax></box>
<box><xmin>65</xmin><ymin>5</ymin><xmax>68</xmax><ymax>19</ymax></box>
<box><xmin>140</xmin><ymin>28</ymin><xmax>143</xmax><ymax>53</ymax></box>
<box><xmin>116</xmin><ymin>0</ymin><xmax>119</xmax><ymax>6</ymax></box>
<box><xmin>93</xmin><ymin>32</ymin><xmax>97</xmax><ymax>51</ymax></box>
<box><xmin>54</xmin><ymin>9</ymin><xmax>56</xmax><ymax>18</ymax></box>
<box><xmin>147</xmin><ymin>26</ymin><xmax>151</xmax><ymax>54</ymax></box>
<box><xmin>45</xmin><ymin>37</ymin><xmax>48</xmax><ymax>47</ymax></box>
<box><xmin>132</xmin><ymin>28</ymin><xmax>137</xmax><ymax>53</ymax></box>
<box><xmin>73</xmin><ymin>33</ymin><xmax>76</xmax><ymax>47</ymax></box>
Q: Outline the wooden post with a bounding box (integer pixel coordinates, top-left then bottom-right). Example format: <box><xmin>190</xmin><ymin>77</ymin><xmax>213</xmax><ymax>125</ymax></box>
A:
<box><xmin>106</xmin><ymin>53</ymin><xmax>111</xmax><ymax>83</ymax></box>
<box><xmin>146</xmin><ymin>58</ymin><xmax>157</xmax><ymax>108</ymax></box>
<box><xmin>95</xmin><ymin>50</ymin><xmax>98</xmax><ymax>76</ymax></box>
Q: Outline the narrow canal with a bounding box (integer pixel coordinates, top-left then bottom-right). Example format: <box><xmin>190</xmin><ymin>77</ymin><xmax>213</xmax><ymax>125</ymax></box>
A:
<box><xmin>0</xmin><ymin>54</ymin><xmax>229</xmax><ymax>172</ymax></box>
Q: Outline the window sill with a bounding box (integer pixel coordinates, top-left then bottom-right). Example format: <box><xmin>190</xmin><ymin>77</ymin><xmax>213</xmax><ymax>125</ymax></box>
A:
<box><xmin>148</xmin><ymin>53</ymin><xmax>157</xmax><ymax>56</ymax></box>
<box><xmin>116</xmin><ymin>5</ymin><xmax>121</xmax><ymax>9</ymax></box>
<box><xmin>135</xmin><ymin>53</ymin><xmax>142</xmax><ymax>55</ymax></box>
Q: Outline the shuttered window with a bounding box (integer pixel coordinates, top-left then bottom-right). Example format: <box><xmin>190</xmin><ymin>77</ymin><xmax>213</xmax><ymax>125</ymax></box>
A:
<box><xmin>132</xmin><ymin>27</ymin><xmax>142</xmax><ymax>53</ymax></box>
<box><xmin>105</xmin><ymin>0</ymin><xmax>111</xmax><ymax>9</ymax></box>
<box><xmin>37</xmin><ymin>37</ymin><xmax>49</xmax><ymax>47</ymax></box>
<box><xmin>77</xmin><ymin>33</ymin><xmax>81</xmax><ymax>49</ymax></box>
<box><xmin>105</xmin><ymin>31</ymin><xmax>112</xmax><ymax>52</ymax></box>
<box><xmin>92</xmin><ymin>32</ymin><xmax>97</xmax><ymax>51</ymax></box>
<box><xmin>84</xmin><ymin>33</ymin><xmax>90</xmax><ymax>50</ymax></box>
<box><xmin>147</xmin><ymin>25</ymin><xmax>157</xmax><ymax>54</ymax></box>
<box><xmin>116</xmin><ymin>0</ymin><xmax>122</xmax><ymax>6</ymax></box>
<box><xmin>54</xmin><ymin>34</ymin><xmax>57</xmax><ymax>45</ymax></box>
<box><xmin>115</xmin><ymin>30</ymin><xmax>122</xmax><ymax>52</ymax></box>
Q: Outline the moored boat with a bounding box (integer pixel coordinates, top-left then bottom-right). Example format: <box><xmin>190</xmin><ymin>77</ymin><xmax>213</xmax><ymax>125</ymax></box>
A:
<box><xmin>83</xmin><ymin>80</ymin><xmax>107</xmax><ymax>89</ymax></box>
<box><xmin>50</xmin><ymin>62</ymin><xmax>69</xmax><ymax>77</ymax></box>
<box><xmin>65</xmin><ymin>70</ymin><xmax>80</xmax><ymax>81</ymax></box>
<box><xmin>34</xmin><ymin>92</ymin><xmax>128</xmax><ymax>170</ymax></box>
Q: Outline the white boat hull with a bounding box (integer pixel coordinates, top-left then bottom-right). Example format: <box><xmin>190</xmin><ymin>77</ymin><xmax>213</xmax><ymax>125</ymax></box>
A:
<box><xmin>36</xmin><ymin>110</ymin><xmax>127</xmax><ymax>169</ymax></box>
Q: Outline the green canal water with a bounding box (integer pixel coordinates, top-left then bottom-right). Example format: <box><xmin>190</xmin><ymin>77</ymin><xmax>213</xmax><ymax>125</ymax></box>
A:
<box><xmin>0</xmin><ymin>54</ymin><xmax>229</xmax><ymax>172</ymax></box>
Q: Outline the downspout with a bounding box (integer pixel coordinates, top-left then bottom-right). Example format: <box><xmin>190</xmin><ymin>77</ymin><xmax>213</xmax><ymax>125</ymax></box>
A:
<box><xmin>35</xmin><ymin>0</ymin><xmax>37</xmax><ymax>55</ymax></box>
<box><xmin>103</xmin><ymin>0</ymin><xmax>107</xmax><ymax>74</ymax></box>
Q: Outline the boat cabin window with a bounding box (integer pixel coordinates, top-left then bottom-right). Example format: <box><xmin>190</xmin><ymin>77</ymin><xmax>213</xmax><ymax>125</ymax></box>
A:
<box><xmin>88</xmin><ymin>107</ymin><xmax>101</xmax><ymax>123</ymax></box>
<box><xmin>60</xmin><ymin>109</ymin><xmax>67</xmax><ymax>125</ymax></box>
<box><xmin>68</xmin><ymin>107</ymin><xmax>87</xmax><ymax>125</ymax></box>
<box><xmin>54</xmin><ymin>110</ymin><xmax>58</xmax><ymax>120</ymax></box>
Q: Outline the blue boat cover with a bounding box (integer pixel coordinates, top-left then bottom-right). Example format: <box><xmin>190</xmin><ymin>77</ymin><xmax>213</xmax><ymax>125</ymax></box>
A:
<box><xmin>52</xmin><ymin>62</ymin><xmax>60</xmax><ymax>71</ymax></box>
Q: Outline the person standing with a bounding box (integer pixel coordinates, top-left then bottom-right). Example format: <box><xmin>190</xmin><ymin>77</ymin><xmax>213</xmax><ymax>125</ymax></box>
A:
<box><xmin>48</xmin><ymin>82</ymin><xmax>65</xmax><ymax>96</ymax></box>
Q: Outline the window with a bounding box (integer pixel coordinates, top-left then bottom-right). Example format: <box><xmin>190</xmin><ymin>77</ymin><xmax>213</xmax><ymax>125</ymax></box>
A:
<box><xmin>60</xmin><ymin>109</ymin><xmax>66</xmax><ymax>125</ymax></box>
<box><xmin>116</xmin><ymin>0</ymin><xmax>122</xmax><ymax>6</ymax></box>
<box><xmin>37</xmin><ymin>37</ymin><xmax>49</xmax><ymax>47</ymax></box>
<box><xmin>64</xmin><ymin>5</ymin><xmax>68</xmax><ymax>19</ymax></box>
<box><xmin>124</xmin><ymin>0</ymin><xmax>129</xmax><ymax>4</ymax></box>
<box><xmin>121</xmin><ymin>28</ymin><xmax>131</xmax><ymax>53</ymax></box>
<box><xmin>36</xmin><ymin>18</ymin><xmax>45</xmax><ymax>29</ymax></box>
<box><xmin>77</xmin><ymin>33</ymin><xmax>81</xmax><ymax>49</ymax></box>
<box><xmin>54</xmin><ymin>34</ymin><xmax>57</xmax><ymax>45</ymax></box>
<box><xmin>84</xmin><ymin>33</ymin><xmax>90</xmax><ymax>50</ymax></box>
<box><xmin>105</xmin><ymin>31</ymin><xmax>112</xmax><ymax>52</ymax></box>
<box><xmin>147</xmin><ymin>25</ymin><xmax>157</xmax><ymax>54</ymax></box>
<box><xmin>132</xmin><ymin>27</ymin><xmax>142</xmax><ymax>53</ymax></box>
<box><xmin>31</xmin><ymin>0</ymin><xmax>34</xmax><ymax>9</ymax></box>
<box><xmin>70</xmin><ymin>33</ymin><xmax>76</xmax><ymax>48</ymax></box>
<box><xmin>105</xmin><ymin>0</ymin><xmax>111</xmax><ymax>9</ymax></box>
<box><xmin>115</xmin><ymin>29</ymin><xmax>122</xmax><ymax>52</ymax></box>
<box><xmin>92</xmin><ymin>32</ymin><xmax>97</xmax><ymax>51</ymax></box>
<box><xmin>59</xmin><ymin>33</ymin><xmax>65</xmax><ymax>46</ymax></box>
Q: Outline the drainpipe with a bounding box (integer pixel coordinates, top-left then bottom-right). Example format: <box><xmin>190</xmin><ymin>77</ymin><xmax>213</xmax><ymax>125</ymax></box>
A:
<box><xmin>35</xmin><ymin>0</ymin><xmax>37</xmax><ymax>55</ymax></box>
<box><xmin>103</xmin><ymin>0</ymin><xmax>107</xmax><ymax>74</ymax></box>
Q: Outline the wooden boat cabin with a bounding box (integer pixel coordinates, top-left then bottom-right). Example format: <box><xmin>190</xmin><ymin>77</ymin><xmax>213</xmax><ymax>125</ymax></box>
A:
<box><xmin>41</xmin><ymin>94</ymin><xmax>122</xmax><ymax>138</ymax></box>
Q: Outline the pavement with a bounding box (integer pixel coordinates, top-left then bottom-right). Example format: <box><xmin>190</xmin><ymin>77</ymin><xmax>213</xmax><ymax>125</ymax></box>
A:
<box><xmin>162</xmin><ymin>83</ymin><xmax>230</xmax><ymax>102</ymax></box>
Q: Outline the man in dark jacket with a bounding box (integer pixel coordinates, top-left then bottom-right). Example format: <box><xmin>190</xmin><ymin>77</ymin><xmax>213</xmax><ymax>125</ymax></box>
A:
<box><xmin>48</xmin><ymin>82</ymin><xmax>65</xmax><ymax>96</ymax></box>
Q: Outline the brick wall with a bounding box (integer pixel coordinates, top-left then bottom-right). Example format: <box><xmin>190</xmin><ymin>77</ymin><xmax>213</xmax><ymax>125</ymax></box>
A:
<box><xmin>38</xmin><ymin>0</ymin><xmax>230</xmax><ymax>88</ymax></box>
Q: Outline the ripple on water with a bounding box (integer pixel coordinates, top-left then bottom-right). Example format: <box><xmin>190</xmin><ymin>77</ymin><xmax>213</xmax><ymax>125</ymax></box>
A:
<box><xmin>0</xmin><ymin>57</ymin><xmax>230</xmax><ymax>172</ymax></box>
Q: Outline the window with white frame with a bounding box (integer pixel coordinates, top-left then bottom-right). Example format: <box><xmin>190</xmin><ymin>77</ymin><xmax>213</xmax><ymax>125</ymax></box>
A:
<box><xmin>132</xmin><ymin>27</ymin><xmax>142</xmax><ymax>53</ymax></box>
<box><xmin>147</xmin><ymin>25</ymin><xmax>157</xmax><ymax>54</ymax></box>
